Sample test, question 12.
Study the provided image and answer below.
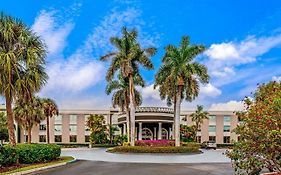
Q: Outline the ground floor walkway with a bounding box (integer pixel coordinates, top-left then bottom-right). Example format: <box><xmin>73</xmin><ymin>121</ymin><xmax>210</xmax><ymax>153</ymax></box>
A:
<box><xmin>32</xmin><ymin>160</ymin><xmax>233</xmax><ymax>175</ymax></box>
<box><xmin>61</xmin><ymin>148</ymin><xmax>230</xmax><ymax>163</ymax></box>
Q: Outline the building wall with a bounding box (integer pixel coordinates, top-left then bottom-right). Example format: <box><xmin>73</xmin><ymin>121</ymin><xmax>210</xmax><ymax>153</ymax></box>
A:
<box><xmin>20</xmin><ymin>109</ymin><xmax>238</xmax><ymax>144</ymax></box>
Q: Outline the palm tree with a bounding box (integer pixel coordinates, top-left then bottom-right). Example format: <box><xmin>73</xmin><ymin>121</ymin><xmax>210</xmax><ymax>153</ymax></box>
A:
<box><xmin>155</xmin><ymin>36</ymin><xmax>209</xmax><ymax>146</ymax></box>
<box><xmin>13</xmin><ymin>96</ymin><xmax>44</xmax><ymax>143</ymax></box>
<box><xmin>189</xmin><ymin>105</ymin><xmax>209</xmax><ymax>142</ymax></box>
<box><xmin>106</xmin><ymin>74</ymin><xmax>143</xmax><ymax>142</ymax></box>
<box><xmin>0</xmin><ymin>12</ymin><xmax>47</xmax><ymax>146</ymax></box>
<box><xmin>42</xmin><ymin>98</ymin><xmax>58</xmax><ymax>143</ymax></box>
<box><xmin>101</xmin><ymin>27</ymin><xmax>156</xmax><ymax>146</ymax></box>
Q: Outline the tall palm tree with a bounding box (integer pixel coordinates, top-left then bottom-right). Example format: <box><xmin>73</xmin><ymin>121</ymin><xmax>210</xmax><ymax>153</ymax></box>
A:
<box><xmin>42</xmin><ymin>98</ymin><xmax>58</xmax><ymax>143</ymax></box>
<box><xmin>13</xmin><ymin>96</ymin><xmax>44</xmax><ymax>143</ymax></box>
<box><xmin>106</xmin><ymin>73</ymin><xmax>143</xmax><ymax>142</ymax></box>
<box><xmin>189</xmin><ymin>105</ymin><xmax>209</xmax><ymax>142</ymax></box>
<box><xmin>101</xmin><ymin>27</ymin><xmax>156</xmax><ymax>146</ymax></box>
<box><xmin>155</xmin><ymin>36</ymin><xmax>209</xmax><ymax>146</ymax></box>
<box><xmin>0</xmin><ymin>12</ymin><xmax>47</xmax><ymax>146</ymax></box>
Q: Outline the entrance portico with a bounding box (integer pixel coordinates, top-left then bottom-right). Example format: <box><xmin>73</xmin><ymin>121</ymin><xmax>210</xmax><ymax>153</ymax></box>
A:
<box><xmin>118</xmin><ymin>107</ymin><xmax>174</xmax><ymax>140</ymax></box>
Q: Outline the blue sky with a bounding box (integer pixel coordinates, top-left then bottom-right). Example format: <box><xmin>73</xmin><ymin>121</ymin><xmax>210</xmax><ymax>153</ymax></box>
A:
<box><xmin>1</xmin><ymin>0</ymin><xmax>281</xmax><ymax>110</ymax></box>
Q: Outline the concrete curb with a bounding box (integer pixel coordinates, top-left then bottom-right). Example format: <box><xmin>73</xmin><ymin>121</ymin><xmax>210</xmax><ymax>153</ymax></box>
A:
<box><xmin>8</xmin><ymin>158</ymin><xmax>77</xmax><ymax>175</ymax></box>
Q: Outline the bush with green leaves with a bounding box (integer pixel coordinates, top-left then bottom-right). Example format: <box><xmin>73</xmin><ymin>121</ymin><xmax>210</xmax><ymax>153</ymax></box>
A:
<box><xmin>108</xmin><ymin>146</ymin><xmax>200</xmax><ymax>153</ymax></box>
<box><xmin>17</xmin><ymin>144</ymin><xmax>61</xmax><ymax>164</ymax></box>
<box><xmin>0</xmin><ymin>145</ymin><xmax>18</xmax><ymax>167</ymax></box>
<box><xmin>86</xmin><ymin>114</ymin><xmax>108</xmax><ymax>145</ymax></box>
<box><xmin>226</xmin><ymin>81</ymin><xmax>281</xmax><ymax>174</ymax></box>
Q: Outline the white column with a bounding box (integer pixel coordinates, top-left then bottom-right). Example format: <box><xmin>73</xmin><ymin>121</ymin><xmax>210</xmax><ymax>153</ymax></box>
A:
<box><xmin>123</xmin><ymin>123</ymin><xmax>126</xmax><ymax>135</ymax></box>
<box><xmin>138</xmin><ymin>122</ymin><xmax>142</xmax><ymax>140</ymax></box>
<box><xmin>169</xmin><ymin>127</ymin><xmax>172</xmax><ymax>139</ymax></box>
<box><xmin>158</xmin><ymin>122</ymin><xmax>162</xmax><ymax>140</ymax></box>
<box><xmin>154</xmin><ymin>127</ymin><xmax>157</xmax><ymax>140</ymax></box>
<box><xmin>135</xmin><ymin>127</ymin><xmax>138</xmax><ymax>140</ymax></box>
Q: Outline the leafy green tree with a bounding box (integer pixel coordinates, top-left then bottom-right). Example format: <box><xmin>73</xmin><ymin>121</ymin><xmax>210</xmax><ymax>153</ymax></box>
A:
<box><xmin>180</xmin><ymin>124</ymin><xmax>196</xmax><ymax>142</ymax></box>
<box><xmin>105</xmin><ymin>74</ymin><xmax>143</xmax><ymax>142</ymax></box>
<box><xmin>0</xmin><ymin>112</ymin><xmax>8</xmax><ymax>144</ymax></box>
<box><xmin>0</xmin><ymin>12</ymin><xmax>47</xmax><ymax>146</ymax></box>
<box><xmin>227</xmin><ymin>81</ymin><xmax>281</xmax><ymax>174</ymax></box>
<box><xmin>155</xmin><ymin>36</ymin><xmax>209</xmax><ymax>146</ymax></box>
<box><xmin>13</xmin><ymin>96</ymin><xmax>44</xmax><ymax>143</ymax></box>
<box><xmin>189</xmin><ymin>105</ymin><xmax>209</xmax><ymax>142</ymax></box>
<box><xmin>101</xmin><ymin>27</ymin><xmax>156</xmax><ymax>146</ymax></box>
<box><xmin>41</xmin><ymin>98</ymin><xmax>58</xmax><ymax>143</ymax></box>
<box><xmin>86</xmin><ymin>114</ymin><xmax>108</xmax><ymax>145</ymax></box>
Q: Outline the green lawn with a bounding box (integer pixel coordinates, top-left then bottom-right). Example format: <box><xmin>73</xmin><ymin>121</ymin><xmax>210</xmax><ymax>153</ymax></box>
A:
<box><xmin>2</xmin><ymin>156</ymin><xmax>74</xmax><ymax>175</ymax></box>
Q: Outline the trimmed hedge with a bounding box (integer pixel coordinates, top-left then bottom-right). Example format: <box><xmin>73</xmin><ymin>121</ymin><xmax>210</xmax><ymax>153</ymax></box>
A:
<box><xmin>0</xmin><ymin>144</ymin><xmax>61</xmax><ymax>167</ymax></box>
<box><xmin>108</xmin><ymin>146</ymin><xmax>200</xmax><ymax>153</ymax></box>
<box><xmin>0</xmin><ymin>145</ymin><xmax>18</xmax><ymax>167</ymax></box>
<box><xmin>17</xmin><ymin>144</ymin><xmax>61</xmax><ymax>164</ymax></box>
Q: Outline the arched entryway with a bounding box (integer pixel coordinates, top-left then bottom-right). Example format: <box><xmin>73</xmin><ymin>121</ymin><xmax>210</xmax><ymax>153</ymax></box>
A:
<box><xmin>142</xmin><ymin>128</ymin><xmax>153</xmax><ymax>140</ymax></box>
<box><xmin>162</xmin><ymin>128</ymin><xmax>168</xmax><ymax>140</ymax></box>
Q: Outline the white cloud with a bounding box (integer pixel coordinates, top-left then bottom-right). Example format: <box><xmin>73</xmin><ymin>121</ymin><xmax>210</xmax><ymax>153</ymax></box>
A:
<box><xmin>200</xmin><ymin>83</ymin><xmax>222</xmax><ymax>98</ymax></box>
<box><xmin>205</xmin><ymin>35</ymin><xmax>281</xmax><ymax>78</ymax></box>
<box><xmin>41</xmin><ymin>54</ymin><xmax>104</xmax><ymax>94</ymax></box>
<box><xmin>272</xmin><ymin>76</ymin><xmax>281</xmax><ymax>82</ymax></box>
<box><xmin>140</xmin><ymin>84</ymin><xmax>160</xmax><ymax>101</ymax></box>
<box><xmin>34</xmin><ymin>10</ymin><xmax>105</xmax><ymax>107</ymax></box>
<box><xmin>32</xmin><ymin>10</ymin><xmax>74</xmax><ymax>56</ymax></box>
<box><xmin>209</xmin><ymin>100</ymin><xmax>244</xmax><ymax>111</ymax></box>
<box><xmin>84</xmin><ymin>8</ymin><xmax>160</xmax><ymax>57</ymax></box>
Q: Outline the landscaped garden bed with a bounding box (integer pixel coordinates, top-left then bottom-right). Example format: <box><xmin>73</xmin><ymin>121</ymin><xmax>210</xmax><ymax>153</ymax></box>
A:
<box><xmin>0</xmin><ymin>144</ymin><xmax>63</xmax><ymax>173</ymax></box>
<box><xmin>108</xmin><ymin>140</ymin><xmax>201</xmax><ymax>153</ymax></box>
<box><xmin>0</xmin><ymin>156</ymin><xmax>74</xmax><ymax>174</ymax></box>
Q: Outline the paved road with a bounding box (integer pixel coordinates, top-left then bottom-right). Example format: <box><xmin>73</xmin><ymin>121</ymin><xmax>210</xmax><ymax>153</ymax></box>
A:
<box><xmin>61</xmin><ymin>148</ymin><xmax>230</xmax><ymax>163</ymax></box>
<box><xmin>33</xmin><ymin>160</ymin><xmax>234</xmax><ymax>175</ymax></box>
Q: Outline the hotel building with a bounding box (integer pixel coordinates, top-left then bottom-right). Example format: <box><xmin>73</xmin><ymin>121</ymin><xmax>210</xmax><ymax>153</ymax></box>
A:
<box><xmin>14</xmin><ymin>107</ymin><xmax>239</xmax><ymax>144</ymax></box>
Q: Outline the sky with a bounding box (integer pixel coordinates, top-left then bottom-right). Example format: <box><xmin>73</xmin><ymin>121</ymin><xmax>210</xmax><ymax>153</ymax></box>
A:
<box><xmin>1</xmin><ymin>0</ymin><xmax>281</xmax><ymax>111</ymax></box>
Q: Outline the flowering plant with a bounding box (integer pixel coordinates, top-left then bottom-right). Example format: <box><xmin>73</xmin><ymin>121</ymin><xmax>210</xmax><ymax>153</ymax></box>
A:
<box><xmin>135</xmin><ymin>140</ymin><xmax>175</xmax><ymax>147</ymax></box>
<box><xmin>226</xmin><ymin>81</ymin><xmax>281</xmax><ymax>174</ymax></box>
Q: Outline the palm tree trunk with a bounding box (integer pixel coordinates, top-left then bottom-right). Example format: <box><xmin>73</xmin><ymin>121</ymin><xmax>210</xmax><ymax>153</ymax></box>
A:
<box><xmin>5</xmin><ymin>94</ymin><xmax>16</xmax><ymax>146</ymax></box>
<box><xmin>46</xmin><ymin>116</ymin><xmax>50</xmax><ymax>143</ymax></box>
<box><xmin>124</xmin><ymin>95</ymin><xmax>130</xmax><ymax>143</ymax></box>
<box><xmin>129</xmin><ymin>74</ymin><xmax>136</xmax><ymax>146</ymax></box>
<box><xmin>27</xmin><ymin>126</ymin><xmax>32</xmax><ymax>144</ymax></box>
<box><xmin>109</xmin><ymin>114</ymin><xmax>112</xmax><ymax>144</ymax></box>
<box><xmin>173</xmin><ymin>95</ymin><xmax>176</xmax><ymax>140</ymax></box>
<box><xmin>175</xmin><ymin>85</ymin><xmax>183</xmax><ymax>147</ymax></box>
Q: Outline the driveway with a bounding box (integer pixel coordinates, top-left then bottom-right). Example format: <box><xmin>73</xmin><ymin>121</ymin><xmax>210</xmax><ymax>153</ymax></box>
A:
<box><xmin>61</xmin><ymin>148</ymin><xmax>230</xmax><ymax>163</ymax></box>
<box><xmin>33</xmin><ymin>160</ymin><xmax>234</xmax><ymax>175</ymax></box>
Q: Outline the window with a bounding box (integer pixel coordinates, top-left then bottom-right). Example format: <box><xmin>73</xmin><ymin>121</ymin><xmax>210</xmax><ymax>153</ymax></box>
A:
<box><xmin>70</xmin><ymin>135</ymin><xmax>77</xmax><ymax>142</ymax></box>
<box><xmin>224</xmin><ymin>116</ymin><xmax>231</xmax><ymax>123</ymax></box>
<box><xmin>209</xmin><ymin>115</ymin><xmax>216</xmax><ymax>123</ymax></box>
<box><xmin>25</xmin><ymin>135</ymin><xmax>28</xmax><ymax>143</ymax></box>
<box><xmin>39</xmin><ymin>124</ymin><xmax>46</xmax><ymax>131</ymax></box>
<box><xmin>209</xmin><ymin>136</ymin><xmax>216</xmax><ymax>142</ymax></box>
<box><xmin>223</xmin><ymin>126</ymin><xmax>230</xmax><ymax>132</ymax></box>
<box><xmin>39</xmin><ymin>135</ymin><xmax>46</xmax><ymax>142</ymax></box>
<box><xmin>69</xmin><ymin>125</ymin><xmax>77</xmax><ymax>132</ymax></box>
<box><xmin>224</xmin><ymin>136</ymin><xmax>230</xmax><ymax>143</ymax></box>
<box><xmin>54</xmin><ymin>125</ymin><xmax>62</xmax><ymax>132</ymax></box>
<box><xmin>69</xmin><ymin>115</ymin><xmax>77</xmax><ymax>124</ymax></box>
<box><xmin>208</xmin><ymin>125</ymin><xmax>216</xmax><ymax>132</ymax></box>
<box><xmin>85</xmin><ymin>135</ymin><xmax>90</xmax><ymax>142</ymax></box>
<box><xmin>55</xmin><ymin>115</ymin><xmax>62</xmax><ymax>124</ymax></box>
<box><xmin>55</xmin><ymin>135</ymin><xmax>62</xmax><ymax>142</ymax></box>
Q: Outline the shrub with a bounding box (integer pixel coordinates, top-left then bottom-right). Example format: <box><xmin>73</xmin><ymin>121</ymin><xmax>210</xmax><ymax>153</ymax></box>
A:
<box><xmin>16</xmin><ymin>144</ymin><xmax>61</xmax><ymax>164</ymax></box>
<box><xmin>0</xmin><ymin>145</ymin><xmax>18</xmax><ymax>167</ymax></box>
<box><xmin>108</xmin><ymin>146</ymin><xmax>200</xmax><ymax>153</ymax></box>
<box><xmin>135</xmin><ymin>140</ymin><xmax>175</xmax><ymax>147</ymax></box>
<box><xmin>181</xmin><ymin>142</ymin><xmax>200</xmax><ymax>148</ymax></box>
